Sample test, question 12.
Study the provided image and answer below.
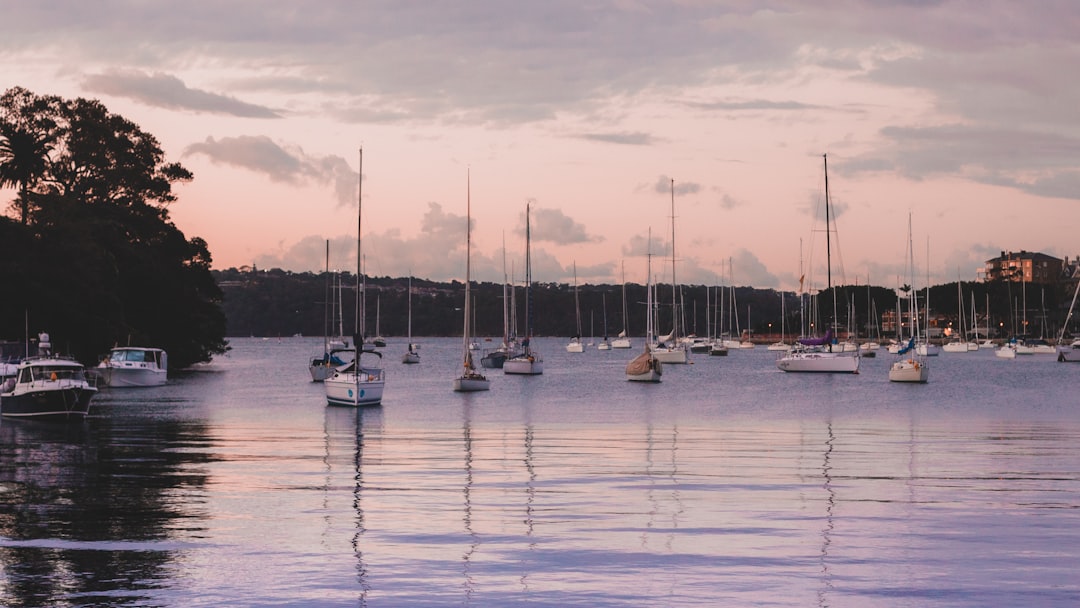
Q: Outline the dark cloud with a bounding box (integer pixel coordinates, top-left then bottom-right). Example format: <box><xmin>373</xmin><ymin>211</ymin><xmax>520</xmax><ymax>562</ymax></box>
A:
<box><xmin>576</xmin><ymin>132</ymin><xmax>658</xmax><ymax>146</ymax></box>
<box><xmin>82</xmin><ymin>70</ymin><xmax>280</xmax><ymax>118</ymax></box>
<box><xmin>184</xmin><ymin>136</ymin><xmax>357</xmax><ymax>206</ymax></box>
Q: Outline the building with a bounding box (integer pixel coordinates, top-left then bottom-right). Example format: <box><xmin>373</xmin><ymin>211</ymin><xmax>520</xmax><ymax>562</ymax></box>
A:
<box><xmin>983</xmin><ymin>250</ymin><xmax>1064</xmax><ymax>284</ymax></box>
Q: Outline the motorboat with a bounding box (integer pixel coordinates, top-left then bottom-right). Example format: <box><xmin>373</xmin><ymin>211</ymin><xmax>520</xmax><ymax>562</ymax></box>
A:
<box><xmin>97</xmin><ymin>346</ymin><xmax>167</xmax><ymax>387</ymax></box>
<box><xmin>1</xmin><ymin>356</ymin><xmax>98</xmax><ymax>420</ymax></box>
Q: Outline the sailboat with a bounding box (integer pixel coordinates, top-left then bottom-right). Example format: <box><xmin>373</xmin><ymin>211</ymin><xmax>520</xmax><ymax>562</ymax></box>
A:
<box><xmin>481</xmin><ymin>235</ymin><xmax>518</xmax><ymax>368</ymax></box>
<box><xmin>1057</xmin><ymin>277</ymin><xmax>1080</xmax><ymax>362</ymax></box>
<box><xmin>504</xmin><ymin>201</ymin><xmax>544</xmax><ymax>375</ymax></box>
<box><xmin>453</xmin><ymin>171</ymin><xmax>490</xmax><ymax>391</ymax></box>
<box><xmin>325</xmin><ymin>148</ymin><xmax>385</xmax><ymax>406</ymax></box>
<box><xmin>767</xmin><ymin>291</ymin><xmax>791</xmax><ymax>351</ymax></box>
<box><xmin>776</xmin><ymin>155</ymin><xmax>860</xmax><ymax>373</ymax></box>
<box><xmin>626</xmin><ymin>235</ymin><xmax>662</xmax><ymax>382</ymax></box>
<box><xmin>371</xmin><ymin>292</ymin><xmax>387</xmax><ymax>348</ymax></box>
<box><xmin>402</xmin><ymin>275</ymin><xmax>420</xmax><ymax>364</ymax></box>
<box><xmin>566</xmin><ymin>262</ymin><xmax>584</xmax><ymax>353</ymax></box>
<box><xmin>889</xmin><ymin>214</ymin><xmax>928</xmax><ymax>382</ymax></box>
<box><xmin>942</xmin><ymin>275</ymin><xmax>971</xmax><ymax>353</ymax></box>
<box><xmin>310</xmin><ymin>241</ymin><xmax>355</xmax><ymax>381</ymax></box>
<box><xmin>611</xmin><ymin>262</ymin><xmax>632</xmax><ymax>348</ymax></box>
<box><xmin>652</xmin><ymin>179</ymin><xmax>689</xmax><ymax>364</ymax></box>
<box><xmin>597</xmin><ymin>293</ymin><xmax>611</xmax><ymax>350</ymax></box>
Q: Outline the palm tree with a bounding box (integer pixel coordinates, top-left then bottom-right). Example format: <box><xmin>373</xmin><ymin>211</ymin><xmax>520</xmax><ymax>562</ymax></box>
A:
<box><xmin>0</xmin><ymin>123</ymin><xmax>52</xmax><ymax>225</ymax></box>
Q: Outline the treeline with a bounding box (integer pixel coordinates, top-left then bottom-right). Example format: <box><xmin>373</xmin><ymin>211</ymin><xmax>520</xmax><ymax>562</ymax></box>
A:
<box><xmin>214</xmin><ymin>267</ymin><xmax>1077</xmax><ymax>340</ymax></box>
<box><xmin>0</xmin><ymin>87</ymin><xmax>228</xmax><ymax>367</ymax></box>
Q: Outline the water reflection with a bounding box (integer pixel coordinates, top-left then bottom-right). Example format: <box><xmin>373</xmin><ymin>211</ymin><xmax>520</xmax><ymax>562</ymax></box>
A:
<box><xmin>323</xmin><ymin>406</ymin><xmax>383</xmax><ymax>607</ymax></box>
<box><xmin>0</xmin><ymin>412</ymin><xmax>213</xmax><ymax>607</ymax></box>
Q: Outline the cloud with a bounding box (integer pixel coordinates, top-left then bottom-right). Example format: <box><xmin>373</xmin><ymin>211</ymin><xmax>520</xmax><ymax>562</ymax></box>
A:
<box><xmin>184</xmin><ymin>136</ymin><xmax>357</xmax><ymax>205</ymax></box>
<box><xmin>653</xmin><ymin>175</ymin><xmax>702</xmax><ymax>197</ymax></box>
<box><xmin>82</xmin><ymin>70</ymin><xmax>280</xmax><ymax>118</ymax></box>
<box><xmin>518</xmin><ymin>205</ymin><xmax>602</xmax><ymax>245</ymax></box>
<box><xmin>575</xmin><ymin>131</ymin><xmax>658</xmax><ymax>145</ymax></box>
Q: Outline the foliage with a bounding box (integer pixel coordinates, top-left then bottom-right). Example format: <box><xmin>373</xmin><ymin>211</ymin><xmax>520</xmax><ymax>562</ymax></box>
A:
<box><xmin>0</xmin><ymin>87</ymin><xmax>227</xmax><ymax>367</ymax></box>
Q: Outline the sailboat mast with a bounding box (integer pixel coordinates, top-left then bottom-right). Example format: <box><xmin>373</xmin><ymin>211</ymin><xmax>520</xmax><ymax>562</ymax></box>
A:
<box><xmin>525</xmin><ymin>201</ymin><xmax>532</xmax><ymax>353</ymax></box>
<box><xmin>463</xmin><ymin>169</ymin><xmax>472</xmax><ymax>364</ymax></box>
<box><xmin>323</xmin><ymin>240</ymin><xmax>329</xmax><ymax>352</ymax></box>
<box><xmin>356</xmin><ymin>147</ymin><xmax>363</xmax><ymax>342</ymax></box>
<box><xmin>824</xmin><ymin>154</ymin><xmax>835</xmax><ymax>348</ymax></box>
<box><xmin>670</xmin><ymin>179</ymin><xmax>678</xmax><ymax>341</ymax></box>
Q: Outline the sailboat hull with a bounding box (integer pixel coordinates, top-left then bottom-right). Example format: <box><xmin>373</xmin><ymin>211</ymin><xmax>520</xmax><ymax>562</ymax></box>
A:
<box><xmin>889</xmin><ymin>358</ymin><xmax>928</xmax><ymax>382</ymax></box>
<box><xmin>504</xmin><ymin>356</ymin><xmax>543</xmax><ymax>375</ymax></box>
<box><xmin>776</xmin><ymin>350</ymin><xmax>860</xmax><ymax>373</ymax></box>
<box><xmin>325</xmin><ymin>368</ymin><xmax>385</xmax><ymax>406</ymax></box>
<box><xmin>453</xmin><ymin>375</ymin><xmax>490</xmax><ymax>392</ymax></box>
<box><xmin>652</xmin><ymin>345</ymin><xmax>688</xmax><ymax>364</ymax></box>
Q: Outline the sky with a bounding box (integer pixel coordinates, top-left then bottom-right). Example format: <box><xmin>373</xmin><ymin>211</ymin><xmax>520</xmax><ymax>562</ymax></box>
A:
<box><xmin>2</xmin><ymin>1</ymin><xmax>1079</xmax><ymax>291</ymax></box>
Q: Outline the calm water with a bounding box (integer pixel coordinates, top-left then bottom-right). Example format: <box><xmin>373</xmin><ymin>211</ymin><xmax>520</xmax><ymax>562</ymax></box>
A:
<box><xmin>1</xmin><ymin>337</ymin><xmax>1079</xmax><ymax>607</ymax></box>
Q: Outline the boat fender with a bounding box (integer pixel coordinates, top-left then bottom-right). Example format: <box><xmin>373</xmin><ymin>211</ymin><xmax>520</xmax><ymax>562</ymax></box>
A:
<box><xmin>50</xmin><ymin>372</ymin><xmax>58</xmax><ymax>381</ymax></box>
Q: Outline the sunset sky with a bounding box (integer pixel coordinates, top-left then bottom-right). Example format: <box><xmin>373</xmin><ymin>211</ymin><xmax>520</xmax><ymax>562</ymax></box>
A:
<box><xmin>2</xmin><ymin>1</ymin><xmax>1079</xmax><ymax>291</ymax></box>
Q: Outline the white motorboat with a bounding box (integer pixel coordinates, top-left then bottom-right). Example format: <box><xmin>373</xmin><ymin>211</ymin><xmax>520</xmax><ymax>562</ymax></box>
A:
<box><xmin>97</xmin><ymin>346</ymin><xmax>167</xmax><ymax>387</ymax></box>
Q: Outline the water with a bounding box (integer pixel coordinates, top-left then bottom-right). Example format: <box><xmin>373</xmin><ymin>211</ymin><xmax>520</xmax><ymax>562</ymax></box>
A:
<box><xmin>2</xmin><ymin>337</ymin><xmax>1079</xmax><ymax>607</ymax></box>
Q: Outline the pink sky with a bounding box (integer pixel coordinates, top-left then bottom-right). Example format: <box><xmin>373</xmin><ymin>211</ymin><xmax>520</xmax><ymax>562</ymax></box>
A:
<box><xmin>3</xmin><ymin>1</ymin><xmax>1079</xmax><ymax>291</ymax></box>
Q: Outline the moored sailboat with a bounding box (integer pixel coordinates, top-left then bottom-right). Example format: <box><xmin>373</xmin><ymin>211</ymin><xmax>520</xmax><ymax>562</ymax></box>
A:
<box><xmin>453</xmin><ymin>170</ymin><xmax>489</xmax><ymax>391</ymax></box>
<box><xmin>402</xmin><ymin>275</ymin><xmax>420</xmax><ymax>364</ymax></box>
<box><xmin>776</xmin><ymin>155</ymin><xmax>859</xmax><ymax>374</ymax></box>
<box><xmin>325</xmin><ymin>148</ymin><xmax>385</xmax><ymax>406</ymax></box>
<box><xmin>889</xmin><ymin>214</ymin><xmax>928</xmax><ymax>383</ymax></box>
<box><xmin>651</xmin><ymin>179</ymin><xmax>689</xmax><ymax>364</ymax></box>
<box><xmin>504</xmin><ymin>201</ymin><xmax>544</xmax><ymax>375</ymax></box>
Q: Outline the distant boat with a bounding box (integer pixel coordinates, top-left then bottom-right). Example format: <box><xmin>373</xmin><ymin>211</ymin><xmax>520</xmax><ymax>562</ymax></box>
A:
<box><xmin>402</xmin><ymin>276</ymin><xmax>420</xmax><ymax>364</ymax></box>
<box><xmin>325</xmin><ymin>148</ymin><xmax>385</xmax><ymax>406</ymax></box>
<box><xmin>611</xmin><ymin>262</ymin><xmax>632</xmax><ymax>349</ymax></box>
<box><xmin>482</xmin><ymin>240</ymin><xmax>519</xmax><ymax>369</ymax></box>
<box><xmin>651</xmin><ymin>179</ymin><xmax>688</xmax><ymax>364</ymax></box>
<box><xmin>566</xmin><ymin>262</ymin><xmax>584</xmax><ymax>353</ymax></box>
<box><xmin>1057</xmin><ymin>278</ymin><xmax>1080</xmax><ymax>362</ymax></box>
<box><xmin>453</xmin><ymin>170</ymin><xmax>490</xmax><ymax>392</ymax></box>
<box><xmin>2</xmin><ymin>354</ymin><xmax>98</xmax><ymax>419</ymax></box>
<box><xmin>96</xmin><ymin>346</ymin><xmax>167</xmax><ymax>387</ymax></box>
<box><xmin>310</xmin><ymin>241</ymin><xmax>353</xmax><ymax>381</ymax></box>
<box><xmin>889</xmin><ymin>214</ymin><xmax>928</xmax><ymax>383</ymax></box>
<box><xmin>626</xmin><ymin>240</ymin><xmax>662</xmax><ymax>382</ymax></box>
<box><xmin>504</xmin><ymin>201</ymin><xmax>544</xmax><ymax>375</ymax></box>
<box><xmin>776</xmin><ymin>155</ymin><xmax>860</xmax><ymax>374</ymax></box>
<box><xmin>597</xmin><ymin>293</ymin><xmax>611</xmax><ymax>350</ymax></box>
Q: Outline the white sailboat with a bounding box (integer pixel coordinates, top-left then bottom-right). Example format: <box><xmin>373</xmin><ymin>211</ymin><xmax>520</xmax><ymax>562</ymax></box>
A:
<box><xmin>611</xmin><ymin>262</ymin><xmax>632</xmax><ymax>349</ymax></box>
<box><xmin>777</xmin><ymin>154</ymin><xmax>860</xmax><ymax>374</ymax></box>
<box><xmin>402</xmin><ymin>275</ymin><xmax>420</xmax><ymax>364</ymax></box>
<box><xmin>889</xmin><ymin>214</ymin><xmax>928</xmax><ymax>383</ymax></box>
<box><xmin>453</xmin><ymin>170</ymin><xmax>490</xmax><ymax>391</ymax></box>
<box><xmin>310</xmin><ymin>240</ymin><xmax>353</xmax><ymax>381</ymax></box>
<box><xmin>1057</xmin><ymin>277</ymin><xmax>1080</xmax><ymax>362</ymax></box>
<box><xmin>942</xmin><ymin>274</ymin><xmax>971</xmax><ymax>353</ymax></box>
<box><xmin>504</xmin><ymin>201</ymin><xmax>544</xmax><ymax>375</ymax></box>
<box><xmin>597</xmin><ymin>293</ymin><xmax>611</xmax><ymax>350</ymax></box>
<box><xmin>325</xmin><ymin>148</ymin><xmax>385</xmax><ymax>406</ymax></box>
<box><xmin>626</xmin><ymin>238</ymin><xmax>662</xmax><ymax>382</ymax></box>
<box><xmin>766</xmin><ymin>291</ymin><xmax>789</xmax><ymax>351</ymax></box>
<box><xmin>566</xmin><ymin>262</ymin><xmax>584</xmax><ymax>353</ymax></box>
<box><xmin>652</xmin><ymin>179</ymin><xmax>689</xmax><ymax>364</ymax></box>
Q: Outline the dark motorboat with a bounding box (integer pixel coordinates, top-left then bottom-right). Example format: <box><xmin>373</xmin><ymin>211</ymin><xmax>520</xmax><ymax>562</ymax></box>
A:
<box><xmin>0</xmin><ymin>356</ymin><xmax>98</xmax><ymax>420</ymax></box>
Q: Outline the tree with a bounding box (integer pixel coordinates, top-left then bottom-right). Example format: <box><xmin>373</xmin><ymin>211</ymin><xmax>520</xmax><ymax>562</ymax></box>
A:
<box><xmin>0</xmin><ymin>87</ymin><xmax>227</xmax><ymax>367</ymax></box>
<box><xmin>0</xmin><ymin>88</ymin><xmax>56</xmax><ymax>224</ymax></box>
